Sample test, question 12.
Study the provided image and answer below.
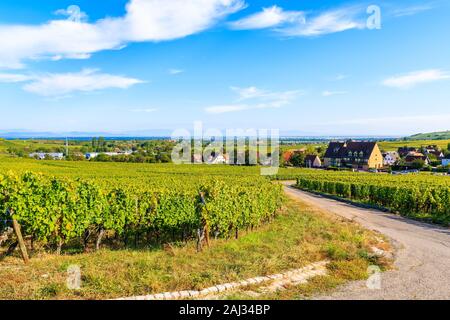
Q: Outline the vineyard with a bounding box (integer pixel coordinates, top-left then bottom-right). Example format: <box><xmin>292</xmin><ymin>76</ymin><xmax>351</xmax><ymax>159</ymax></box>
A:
<box><xmin>288</xmin><ymin>169</ymin><xmax>450</xmax><ymax>224</ymax></box>
<box><xmin>0</xmin><ymin>158</ymin><xmax>283</xmax><ymax>253</ymax></box>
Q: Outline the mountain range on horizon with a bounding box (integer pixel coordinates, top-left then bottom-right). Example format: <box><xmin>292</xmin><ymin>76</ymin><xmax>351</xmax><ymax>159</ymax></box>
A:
<box><xmin>0</xmin><ymin>129</ymin><xmax>403</xmax><ymax>140</ymax></box>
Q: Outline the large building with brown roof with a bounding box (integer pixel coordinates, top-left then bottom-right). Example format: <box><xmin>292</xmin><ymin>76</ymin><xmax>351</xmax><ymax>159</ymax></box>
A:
<box><xmin>323</xmin><ymin>140</ymin><xmax>383</xmax><ymax>170</ymax></box>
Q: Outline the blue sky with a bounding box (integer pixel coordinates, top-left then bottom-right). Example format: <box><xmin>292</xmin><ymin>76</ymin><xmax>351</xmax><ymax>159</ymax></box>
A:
<box><xmin>0</xmin><ymin>0</ymin><xmax>449</xmax><ymax>136</ymax></box>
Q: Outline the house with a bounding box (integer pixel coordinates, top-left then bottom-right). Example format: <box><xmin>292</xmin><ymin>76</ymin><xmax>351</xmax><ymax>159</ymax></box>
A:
<box><xmin>304</xmin><ymin>155</ymin><xmax>322</xmax><ymax>168</ymax></box>
<box><xmin>404</xmin><ymin>152</ymin><xmax>430</xmax><ymax>166</ymax></box>
<box><xmin>323</xmin><ymin>140</ymin><xmax>383</xmax><ymax>170</ymax></box>
<box><xmin>29</xmin><ymin>152</ymin><xmax>64</xmax><ymax>160</ymax></box>
<box><xmin>398</xmin><ymin>147</ymin><xmax>417</xmax><ymax>157</ymax></box>
<box><xmin>206</xmin><ymin>153</ymin><xmax>229</xmax><ymax>164</ymax></box>
<box><xmin>423</xmin><ymin>147</ymin><xmax>444</xmax><ymax>159</ymax></box>
<box><xmin>442</xmin><ymin>158</ymin><xmax>450</xmax><ymax>167</ymax></box>
<box><xmin>259</xmin><ymin>157</ymin><xmax>273</xmax><ymax>166</ymax></box>
<box><xmin>191</xmin><ymin>153</ymin><xmax>203</xmax><ymax>164</ymax></box>
<box><xmin>85</xmin><ymin>152</ymin><xmax>99</xmax><ymax>160</ymax></box>
<box><xmin>382</xmin><ymin>151</ymin><xmax>400</xmax><ymax>166</ymax></box>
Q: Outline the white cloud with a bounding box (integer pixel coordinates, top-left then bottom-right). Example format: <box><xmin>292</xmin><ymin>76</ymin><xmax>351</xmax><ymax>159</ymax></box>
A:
<box><xmin>0</xmin><ymin>0</ymin><xmax>245</xmax><ymax>69</ymax></box>
<box><xmin>322</xmin><ymin>90</ymin><xmax>347</xmax><ymax>97</ymax></box>
<box><xmin>229</xmin><ymin>5</ymin><xmax>305</xmax><ymax>30</ymax></box>
<box><xmin>382</xmin><ymin>69</ymin><xmax>450</xmax><ymax>89</ymax></box>
<box><xmin>229</xmin><ymin>5</ymin><xmax>366</xmax><ymax>37</ymax></box>
<box><xmin>0</xmin><ymin>73</ymin><xmax>33</xmax><ymax>83</ymax></box>
<box><xmin>278</xmin><ymin>7</ymin><xmax>365</xmax><ymax>37</ymax></box>
<box><xmin>231</xmin><ymin>86</ymin><xmax>300</xmax><ymax>102</ymax></box>
<box><xmin>168</xmin><ymin>69</ymin><xmax>184</xmax><ymax>75</ymax></box>
<box><xmin>205</xmin><ymin>86</ymin><xmax>302</xmax><ymax>114</ymax></box>
<box><xmin>231</xmin><ymin>86</ymin><xmax>266</xmax><ymax>100</ymax></box>
<box><xmin>0</xmin><ymin>69</ymin><xmax>143</xmax><ymax>97</ymax></box>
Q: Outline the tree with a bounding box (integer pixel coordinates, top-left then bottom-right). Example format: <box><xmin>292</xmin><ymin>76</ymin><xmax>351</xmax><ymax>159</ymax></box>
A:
<box><xmin>91</xmin><ymin>137</ymin><xmax>97</xmax><ymax>149</ymax></box>
<box><xmin>98</xmin><ymin>137</ymin><xmax>106</xmax><ymax>152</ymax></box>
<box><xmin>94</xmin><ymin>154</ymin><xmax>111</xmax><ymax>162</ymax></box>
<box><xmin>290</xmin><ymin>153</ymin><xmax>305</xmax><ymax>167</ymax></box>
<box><xmin>411</xmin><ymin>159</ymin><xmax>425</xmax><ymax>169</ymax></box>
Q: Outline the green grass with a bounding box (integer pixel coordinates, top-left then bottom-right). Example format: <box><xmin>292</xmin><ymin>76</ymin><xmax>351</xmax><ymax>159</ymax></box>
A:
<box><xmin>0</xmin><ymin>196</ymin><xmax>389</xmax><ymax>300</ymax></box>
<box><xmin>408</xmin><ymin>131</ymin><xmax>450</xmax><ymax>140</ymax></box>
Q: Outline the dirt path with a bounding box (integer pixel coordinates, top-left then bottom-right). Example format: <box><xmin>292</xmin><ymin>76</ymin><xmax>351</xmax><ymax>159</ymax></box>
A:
<box><xmin>283</xmin><ymin>183</ymin><xmax>450</xmax><ymax>300</ymax></box>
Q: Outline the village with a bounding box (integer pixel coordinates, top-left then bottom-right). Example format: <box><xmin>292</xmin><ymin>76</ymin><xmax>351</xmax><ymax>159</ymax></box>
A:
<box><xmin>282</xmin><ymin>140</ymin><xmax>450</xmax><ymax>173</ymax></box>
<box><xmin>24</xmin><ymin>138</ymin><xmax>450</xmax><ymax>174</ymax></box>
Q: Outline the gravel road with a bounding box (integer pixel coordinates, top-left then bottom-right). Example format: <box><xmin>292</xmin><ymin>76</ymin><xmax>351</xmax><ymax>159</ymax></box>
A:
<box><xmin>283</xmin><ymin>183</ymin><xmax>450</xmax><ymax>300</ymax></box>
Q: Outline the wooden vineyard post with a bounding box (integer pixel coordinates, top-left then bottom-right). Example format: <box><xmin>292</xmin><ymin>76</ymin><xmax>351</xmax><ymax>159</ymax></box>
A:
<box><xmin>198</xmin><ymin>192</ymin><xmax>211</xmax><ymax>251</ymax></box>
<box><xmin>11</xmin><ymin>218</ymin><xmax>29</xmax><ymax>264</ymax></box>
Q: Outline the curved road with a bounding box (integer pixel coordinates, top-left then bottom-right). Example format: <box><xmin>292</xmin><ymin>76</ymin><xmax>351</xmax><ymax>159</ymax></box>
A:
<box><xmin>283</xmin><ymin>183</ymin><xmax>450</xmax><ymax>300</ymax></box>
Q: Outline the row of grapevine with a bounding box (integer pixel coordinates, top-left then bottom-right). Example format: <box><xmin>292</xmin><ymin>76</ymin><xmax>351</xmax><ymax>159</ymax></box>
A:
<box><xmin>0</xmin><ymin>171</ymin><xmax>283</xmax><ymax>252</ymax></box>
<box><xmin>296</xmin><ymin>177</ymin><xmax>450</xmax><ymax>224</ymax></box>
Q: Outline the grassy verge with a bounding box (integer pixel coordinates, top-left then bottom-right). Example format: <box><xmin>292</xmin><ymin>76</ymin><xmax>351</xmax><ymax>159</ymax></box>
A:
<box><xmin>293</xmin><ymin>185</ymin><xmax>450</xmax><ymax>227</ymax></box>
<box><xmin>0</xmin><ymin>197</ymin><xmax>391</xmax><ymax>300</ymax></box>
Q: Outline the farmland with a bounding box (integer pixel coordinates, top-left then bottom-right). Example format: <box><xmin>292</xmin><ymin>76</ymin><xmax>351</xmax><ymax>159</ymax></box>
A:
<box><xmin>0</xmin><ymin>156</ymin><xmax>283</xmax><ymax>253</ymax></box>
<box><xmin>378</xmin><ymin>139</ymin><xmax>450</xmax><ymax>151</ymax></box>
<box><xmin>0</xmin><ymin>152</ymin><xmax>447</xmax><ymax>300</ymax></box>
<box><xmin>0</xmin><ymin>155</ymin><xmax>391</xmax><ymax>300</ymax></box>
<box><xmin>287</xmin><ymin>169</ymin><xmax>450</xmax><ymax>225</ymax></box>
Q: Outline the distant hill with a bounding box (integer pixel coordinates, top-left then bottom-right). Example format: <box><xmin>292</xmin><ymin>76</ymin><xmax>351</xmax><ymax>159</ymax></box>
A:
<box><xmin>407</xmin><ymin>131</ymin><xmax>450</xmax><ymax>140</ymax></box>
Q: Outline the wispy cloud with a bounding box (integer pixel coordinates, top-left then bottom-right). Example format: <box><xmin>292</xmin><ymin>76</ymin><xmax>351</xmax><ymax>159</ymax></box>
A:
<box><xmin>131</xmin><ymin>108</ymin><xmax>158</xmax><ymax>113</ymax></box>
<box><xmin>230</xmin><ymin>5</ymin><xmax>366</xmax><ymax>37</ymax></box>
<box><xmin>205</xmin><ymin>86</ymin><xmax>302</xmax><ymax>114</ymax></box>
<box><xmin>332</xmin><ymin>74</ymin><xmax>349</xmax><ymax>81</ymax></box>
<box><xmin>0</xmin><ymin>69</ymin><xmax>143</xmax><ymax>97</ymax></box>
<box><xmin>390</xmin><ymin>4</ymin><xmax>434</xmax><ymax>17</ymax></box>
<box><xmin>382</xmin><ymin>69</ymin><xmax>450</xmax><ymax>89</ymax></box>
<box><xmin>229</xmin><ymin>5</ymin><xmax>305</xmax><ymax>30</ymax></box>
<box><xmin>205</xmin><ymin>104</ymin><xmax>249</xmax><ymax>114</ymax></box>
<box><xmin>0</xmin><ymin>0</ymin><xmax>246</xmax><ymax>69</ymax></box>
<box><xmin>322</xmin><ymin>90</ymin><xmax>348</xmax><ymax>97</ymax></box>
<box><xmin>0</xmin><ymin>73</ymin><xmax>33</xmax><ymax>83</ymax></box>
<box><xmin>168</xmin><ymin>69</ymin><xmax>184</xmax><ymax>75</ymax></box>
<box><xmin>278</xmin><ymin>7</ymin><xmax>365</xmax><ymax>37</ymax></box>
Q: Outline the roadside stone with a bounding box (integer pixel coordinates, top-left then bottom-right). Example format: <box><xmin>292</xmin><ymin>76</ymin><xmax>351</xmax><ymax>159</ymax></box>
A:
<box><xmin>239</xmin><ymin>280</ymin><xmax>249</xmax><ymax>286</ymax></box>
<box><xmin>172</xmin><ymin>292</ymin><xmax>180</xmax><ymax>299</ymax></box>
<box><xmin>199</xmin><ymin>288</ymin><xmax>211</xmax><ymax>295</ymax></box>
<box><xmin>154</xmin><ymin>293</ymin><xmax>164</xmax><ymax>300</ymax></box>
<box><xmin>163</xmin><ymin>292</ymin><xmax>173</xmax><ymax>300</ymax></box>
<box><xmin>208</xmin><ymin>286</ymin><xmax>219</xmax><ymax>293</ymax></box>
<box><xmin>223</xmin><ymin>283</ymin><xmax>233</xmax><ymax>289</ymax></box>
<box><xmin>115</xmin><ymin>259</ymin><xmax>331</xmax><ymax>300</ymax></box>
<box><xmin>189</xmin><ymin>291</ymin><xmax>200</xmax><ymax>297</ymax></box>
<box><xmin>216</xmin><ymin>285</ymin><xmax>226</xmax><ymax>292</ymax></box>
